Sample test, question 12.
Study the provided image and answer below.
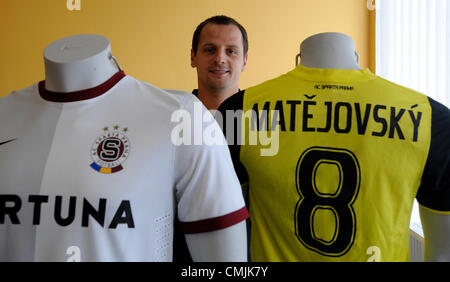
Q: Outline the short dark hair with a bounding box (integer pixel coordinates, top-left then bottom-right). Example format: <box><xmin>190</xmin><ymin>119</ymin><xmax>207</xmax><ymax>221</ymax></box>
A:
<box><xmin>192</xmin><ymin>15</ymin><xmax>248</xmax><ymax>57</ymax></box>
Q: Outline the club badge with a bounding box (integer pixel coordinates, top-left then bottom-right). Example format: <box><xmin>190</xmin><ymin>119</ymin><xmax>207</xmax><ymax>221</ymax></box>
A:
<box><xmin>90</xmin><ymin>125</ymin><xmax>130</xmax><ymax>174</ymax></box>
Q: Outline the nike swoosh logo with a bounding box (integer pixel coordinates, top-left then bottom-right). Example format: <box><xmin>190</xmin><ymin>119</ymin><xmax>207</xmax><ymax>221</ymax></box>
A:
<box><xmin>0</xmin><ymin>139</ymin><xmax>16</xmax><ymax>146</ymax></box>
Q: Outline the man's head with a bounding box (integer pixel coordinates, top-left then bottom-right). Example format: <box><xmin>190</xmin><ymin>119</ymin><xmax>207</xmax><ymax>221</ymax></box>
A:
<box><xmin>191</xmin><ymin>15</ymin><xmax>248</xmax><ymax>95</ymax></box>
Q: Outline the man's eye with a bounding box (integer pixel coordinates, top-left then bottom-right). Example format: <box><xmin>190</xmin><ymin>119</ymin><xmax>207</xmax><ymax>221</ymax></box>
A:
<box><xmin>228</xmin><ymin>49</ymin><xmax>238</xmax><ymax>55</ymax></box>
<box><xmin>205</xmin><ymin>48</ymin><xmax>215</xmax><ymax>53</ymax></box>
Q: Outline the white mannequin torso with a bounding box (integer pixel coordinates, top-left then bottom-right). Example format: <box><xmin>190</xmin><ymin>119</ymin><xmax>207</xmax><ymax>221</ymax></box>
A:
<box><xmin>420</xmin><ymin>206</ymin><xmax>450</xmax><ymax>261</ymax></box>
<box><xmin>41</xmin><ymin>34</ymin><xmax>247</xmax><ymax>262</ymax></box>
<box><xmin>298</xmin><ymin>32</ymin><xmax>450</xmax><ymax>262</ymax></box>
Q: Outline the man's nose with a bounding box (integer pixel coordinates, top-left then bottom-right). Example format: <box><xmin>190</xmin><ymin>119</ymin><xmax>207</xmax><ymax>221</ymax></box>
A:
<box><xmin>213</xmin><ymin>49</ymin><xmax>226</xmax><ymax>64</ymax></box>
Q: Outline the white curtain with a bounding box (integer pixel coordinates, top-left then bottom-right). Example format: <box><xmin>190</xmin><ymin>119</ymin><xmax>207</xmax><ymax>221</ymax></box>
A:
<box><xmin>376</xmin><ymin>0</ymin><xmax>450</xmax><ymax>108</ymax></box>
<box><xmin>376</xmin><ymin>0</ymin><xmax>450</xmax><ymax>240</ymax></box>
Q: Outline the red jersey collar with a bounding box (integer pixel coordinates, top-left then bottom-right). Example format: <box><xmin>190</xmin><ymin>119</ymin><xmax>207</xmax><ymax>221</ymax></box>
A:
<box><xmin>38</xmin><ymin>71</ymin><xmax>126</xmax><ymax>102</ymax></box>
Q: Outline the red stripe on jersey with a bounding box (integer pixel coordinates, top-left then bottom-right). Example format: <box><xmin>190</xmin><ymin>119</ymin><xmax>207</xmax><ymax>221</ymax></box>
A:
<box><xmin>38</xmin><ymin>71</ymin><xmax>126</xmax><ymax>102</ymax></box>
<box><xmin>180</xmin><ymin>207</ymin><xmax>249</xmax><ymax>234</ymax></box>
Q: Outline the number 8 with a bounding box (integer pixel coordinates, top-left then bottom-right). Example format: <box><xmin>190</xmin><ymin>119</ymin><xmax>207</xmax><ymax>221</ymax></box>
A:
<box><xmin>295</xmin><ymin>147</ymin><xmax>360</xmax><ymax>257</ymax></box>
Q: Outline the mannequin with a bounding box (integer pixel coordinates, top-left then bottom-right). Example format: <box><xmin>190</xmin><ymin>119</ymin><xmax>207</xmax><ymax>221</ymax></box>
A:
<box><xmin>297</xmin><ymin>32</ymin><xmax>361</xmax><ymax>70</ymax></box>
<box><xmin>33</xmin><ymin>34</ymin><xmax>248</xmax><ymax>262</ymax></box>
<box><xmin>298</xmin><ymin>32</ymin><xmax>450</xmax><ymax>262</ymax></box>
<box><xmin>43</xmin><ymin>34</ymin><xmax>119</xmax><ymax>92</ymax></box>
<box><xmin>186</xmin><ymin>221</ymin><xmax>247</xmax><ymax>261</ymax></box>
<box><xmin>420</xmin><ymin>208</ymin><xmax>450</xmax><ymax>261</ymax></box>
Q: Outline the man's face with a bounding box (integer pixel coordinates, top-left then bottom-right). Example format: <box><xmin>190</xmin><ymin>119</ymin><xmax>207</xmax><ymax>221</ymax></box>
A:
<box><xmin>191</xmin><ymin>23</ymin><xmax>248</xmax><ymax>93</ymax></box>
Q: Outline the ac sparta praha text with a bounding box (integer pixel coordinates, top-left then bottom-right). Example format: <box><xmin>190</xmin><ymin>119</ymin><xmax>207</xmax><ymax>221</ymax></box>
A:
<box><xmin>250</xmin><ymin>96</ymin><xmax>422</xmax><ymax>142</ymax></box>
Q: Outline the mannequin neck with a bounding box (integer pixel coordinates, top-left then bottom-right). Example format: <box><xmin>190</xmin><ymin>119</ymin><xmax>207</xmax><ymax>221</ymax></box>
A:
<box><xmin>299</xmin><ymin>32</ymin><xmax>361</xmax><ymax>70</ymax></box>
<box><xmin>43</xmin><ymin>34</ymin><xmax>119</xmax><ymax>93</ymax></box>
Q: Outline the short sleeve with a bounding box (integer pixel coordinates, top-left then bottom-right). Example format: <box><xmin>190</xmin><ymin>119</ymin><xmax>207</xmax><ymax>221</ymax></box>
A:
<box><xmin>416</xmin><ymin>97</ymin><xmax>450</xmax><ymax>212</ymax></box>
<box><xmin>173</xmin><ymin>97</ymin><xmax>249</xmax><ymax>233</ymax></box>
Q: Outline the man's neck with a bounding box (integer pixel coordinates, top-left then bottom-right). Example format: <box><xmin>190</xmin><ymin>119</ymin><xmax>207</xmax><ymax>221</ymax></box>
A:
<box><xmin>196</xmin><ymin>87</ymin><xmax>238</xmax><ymax>110</ymax></box>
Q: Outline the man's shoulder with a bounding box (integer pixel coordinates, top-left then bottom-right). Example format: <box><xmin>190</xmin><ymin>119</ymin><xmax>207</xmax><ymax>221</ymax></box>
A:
<box><xmin>162</xmin><ymin>88</ymin><xmax>203</xmax><ymax>107</ymax></box>
<box><xmin>218</xmin><ymin>89</ymin><xmax>246</xmax><ymax>112</ymax></box>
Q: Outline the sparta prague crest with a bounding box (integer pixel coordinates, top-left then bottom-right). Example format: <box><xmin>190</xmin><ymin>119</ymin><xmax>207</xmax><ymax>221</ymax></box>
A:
<box><xmin>90</xmin><ymin>125</ymin><xmax>130</xmax><ymax>174</ymax></box>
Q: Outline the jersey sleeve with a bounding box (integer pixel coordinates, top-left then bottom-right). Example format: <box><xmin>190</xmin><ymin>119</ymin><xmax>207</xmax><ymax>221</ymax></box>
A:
<box><xmin>173</xmin><ymin>97</ymin><xmax>249</xmax><ymax>234</ymax></box>
<box><xmin>416</xmin><ymin>97</ymin><xmax>450</xmax><ymax>213</ymax></box>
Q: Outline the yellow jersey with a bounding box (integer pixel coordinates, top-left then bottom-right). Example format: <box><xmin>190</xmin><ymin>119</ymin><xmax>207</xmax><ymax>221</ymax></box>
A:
<box><xmin>217</xmin><ymin>65</ymin><xmax>450</xmax><ymax>262</ymax></box>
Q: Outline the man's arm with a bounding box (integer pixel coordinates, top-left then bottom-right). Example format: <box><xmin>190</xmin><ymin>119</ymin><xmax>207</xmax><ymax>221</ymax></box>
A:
<box><xmin>216</xmin><ymin>90</ymin><xmax>249</xmax><ymax>185</ymax></box>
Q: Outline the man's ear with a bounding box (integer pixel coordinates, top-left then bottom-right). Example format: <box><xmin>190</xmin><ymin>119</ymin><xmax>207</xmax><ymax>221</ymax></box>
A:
<box><xmin>190</xmin><ymin>48</ymin><xmax>196</xmax><ymax>68</ymax></box>
<box><xmin>241</xmin><ymin>53</ymin><xmax>248</xmax><ymax>72</ymax></box>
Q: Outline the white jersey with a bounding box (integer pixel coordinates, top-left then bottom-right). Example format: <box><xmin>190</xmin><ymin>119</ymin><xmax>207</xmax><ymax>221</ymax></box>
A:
<box><xmin>0</xmin><ymin>71</ymin><xmax>248</xmax><ymax>261</ymax></box>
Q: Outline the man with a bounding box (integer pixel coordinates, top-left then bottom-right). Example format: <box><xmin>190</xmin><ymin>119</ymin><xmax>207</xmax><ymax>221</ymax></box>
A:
<box><xmin>172</xmin><ymin>15</ymin><xmax>249</xmax><ymax>262</ymax></box>
<box><xmin>191</xmin><ymin>15</ymin><xmax>248</xmax><ymax>110</ymax></box>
